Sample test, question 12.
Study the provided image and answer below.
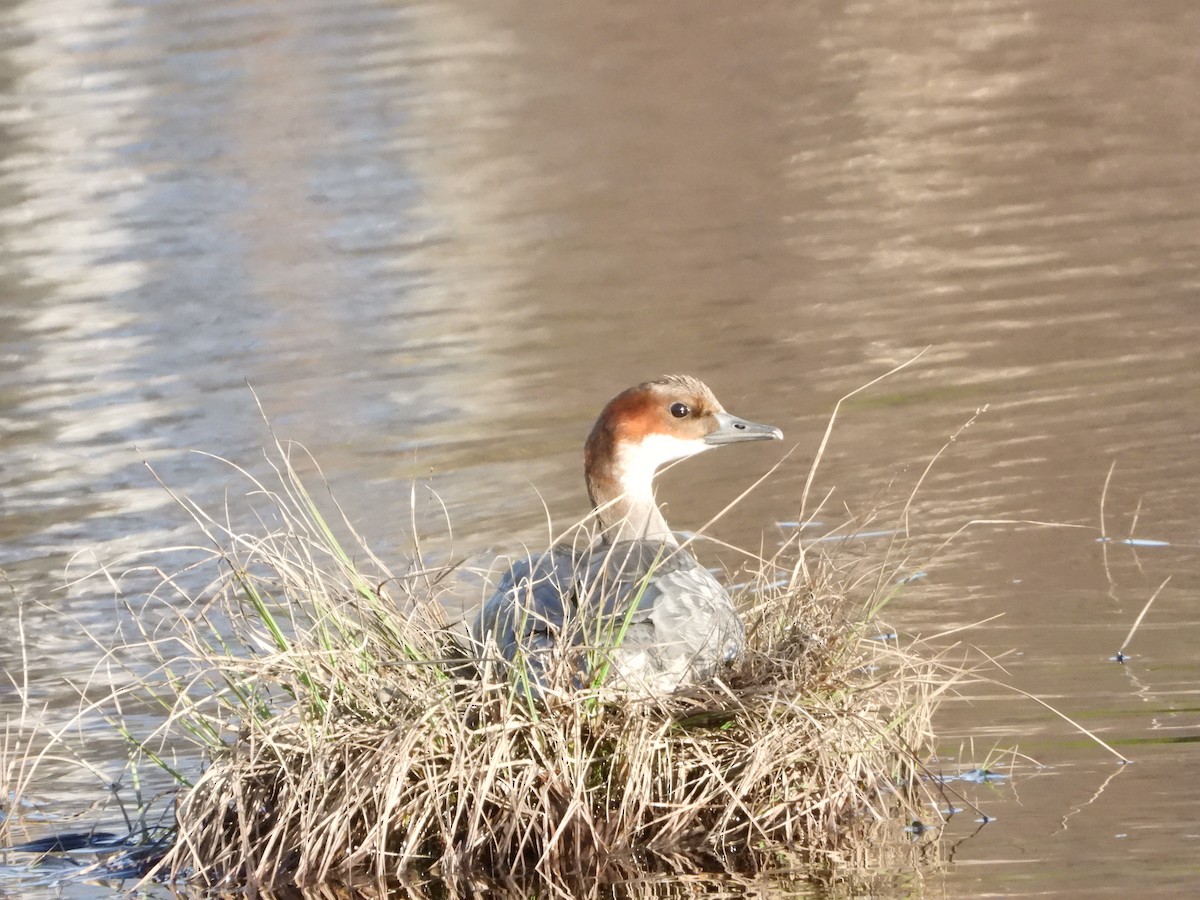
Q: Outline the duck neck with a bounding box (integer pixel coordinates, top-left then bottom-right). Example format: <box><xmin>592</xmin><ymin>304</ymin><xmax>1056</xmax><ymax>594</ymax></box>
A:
<box><xmin>585</xmin><ymin>444</ymin><xmax>679</xmax><ymax>546</ymax></box>
<box><xmin>593</xmin><ymin>486</ymin><xmax>677</xmax><ymax>545</ymax></box>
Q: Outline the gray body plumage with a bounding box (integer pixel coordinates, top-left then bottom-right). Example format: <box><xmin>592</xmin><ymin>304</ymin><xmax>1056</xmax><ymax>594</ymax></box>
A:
<box><xmin>471</xmin><ymin>539</ymin><xmax>745</xmax><ymax>694</ymax></box>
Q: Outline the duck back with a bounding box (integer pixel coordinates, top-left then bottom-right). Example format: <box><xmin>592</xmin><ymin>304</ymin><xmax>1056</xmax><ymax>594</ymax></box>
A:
<box><xmin>471</xmin><ymin>539</ymin><xmax>745</xmax><ymax>693</ymax></box>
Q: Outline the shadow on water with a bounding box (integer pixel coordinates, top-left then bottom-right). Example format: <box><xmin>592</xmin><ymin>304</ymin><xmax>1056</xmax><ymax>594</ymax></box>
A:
<box><xmin>1</xmin><ymin>812</ymin><xmax>952</xmax><ymax>900</ymax></box>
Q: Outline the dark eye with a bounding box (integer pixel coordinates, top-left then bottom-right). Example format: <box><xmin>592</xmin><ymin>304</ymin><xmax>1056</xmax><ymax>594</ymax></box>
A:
<box><xmin>669</xmin><ymin>402</ymin><xmax>690</xmax><ymax>418</ymax></box>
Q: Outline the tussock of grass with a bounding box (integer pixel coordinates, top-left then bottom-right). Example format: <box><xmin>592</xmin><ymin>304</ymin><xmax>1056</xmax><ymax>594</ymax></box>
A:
<box><xmin>94</xmin><ymin>437</ymin><xmax>951</xmax><ymax>894</ymax></box>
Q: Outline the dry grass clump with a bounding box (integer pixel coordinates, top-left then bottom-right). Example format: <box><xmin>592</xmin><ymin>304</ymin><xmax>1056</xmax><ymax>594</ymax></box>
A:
<box><xmin>91</xmin><ymin>438</ymin><xmax>951</xmax><ymax>895</ymax></box>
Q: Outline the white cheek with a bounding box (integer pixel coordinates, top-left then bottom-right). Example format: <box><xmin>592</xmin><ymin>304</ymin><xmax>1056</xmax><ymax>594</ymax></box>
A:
<box><xmin>641</xmin><ymin>433</ymin><xmax>709</xmax><ymax>464</ymax></box>
<box><xmin>617</xmin><ymin>434</ymin><xmax>711</xmax><ymax>498</ymax></box>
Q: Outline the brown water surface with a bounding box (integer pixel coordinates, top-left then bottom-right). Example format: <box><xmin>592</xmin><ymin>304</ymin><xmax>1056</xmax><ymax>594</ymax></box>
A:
<box><xmin>2</xmin><ymin>0</ymin><xmax>1199</xmax><ymax>896</ymax></box>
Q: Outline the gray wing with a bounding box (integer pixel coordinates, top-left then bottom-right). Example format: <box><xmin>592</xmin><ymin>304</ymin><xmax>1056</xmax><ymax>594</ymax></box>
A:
<box><xmin>471</xmin><ymin>540</ymin><xmax>744</xmax><ymax>692</ymax></box>
<box><xmin>575</xmin><ymin>542</ymin><xmax>745</xmax><ymax>689</ymax></box>
<box><xmin>471</xmin><ymin>548</ymin><xmax>579</xmax><ymax>660</ymax></box>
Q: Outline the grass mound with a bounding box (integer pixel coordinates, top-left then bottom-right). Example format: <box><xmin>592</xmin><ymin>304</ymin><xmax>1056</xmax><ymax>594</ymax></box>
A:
<box><xmin>97</xmin><ymin>439</ymin><xmax>950</xmax><ymax>893</ymax></box>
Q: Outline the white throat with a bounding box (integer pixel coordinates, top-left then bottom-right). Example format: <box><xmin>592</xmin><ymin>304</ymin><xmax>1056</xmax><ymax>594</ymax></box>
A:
<box><xmin>609</xmin><ymin>434</ymin><xmax>710</xmax><ymax>542</ymax></box>
<box><xmin>615</xmin><ymin>433</ymin><xmax>711</xmax><ymax>498</ymax></box>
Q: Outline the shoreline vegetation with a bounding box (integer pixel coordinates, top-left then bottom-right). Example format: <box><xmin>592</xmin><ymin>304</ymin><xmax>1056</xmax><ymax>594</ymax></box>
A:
<box><xmin>4</xmin><ymin>379</ymin><xmax>985</xmax><ymax>895</ymax></box>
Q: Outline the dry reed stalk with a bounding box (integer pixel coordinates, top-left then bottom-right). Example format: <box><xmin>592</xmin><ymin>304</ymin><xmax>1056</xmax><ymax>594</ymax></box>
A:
<box><xmin>8</xmin><ymin>373</ymin><xmax>1149</xmax><ymax>896</ymax></box>
<box><xmin>89</xmin><ymin>439</ymin><xmax>951</xmax><ymax>895</ymax></box>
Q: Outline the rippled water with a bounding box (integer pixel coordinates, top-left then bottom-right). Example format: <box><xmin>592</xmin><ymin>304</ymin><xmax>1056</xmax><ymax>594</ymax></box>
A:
<box><xmin>2</xmin><ymin>0</ymin><xmax>1199</xmax><ymax>896</ymax></box>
